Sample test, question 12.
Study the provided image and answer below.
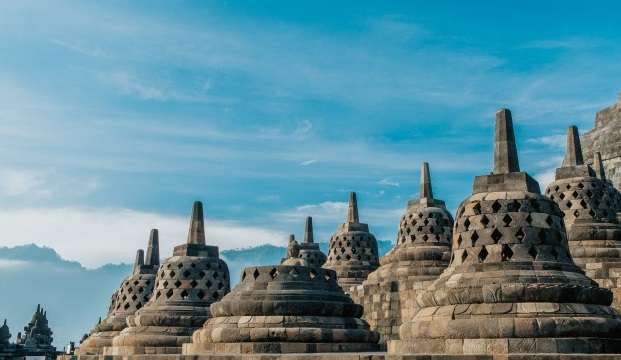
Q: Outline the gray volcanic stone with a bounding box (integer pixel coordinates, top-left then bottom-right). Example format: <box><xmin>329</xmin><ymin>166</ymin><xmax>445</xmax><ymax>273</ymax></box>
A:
<box><xmin>109</xmin><ymin>202</ymin><xmax>230</xmax><ymax>356</ymax></box>
<box><xmin>545</xmin><ymin>126</ymin><xmax>621</xmax><ymax>310</ymax></box>
<box><xmin>351</xmin><ymin>162</ymin><xmax>453</xmax><ymax>346</ymax></box>
<box><xmin>183</xmin><ymin>247</ymin><xmax>379</xmax><ymax>355</ymax></box>
<box><xmin>290</xmin><ymin>217</ymin><xmax>327</xmax><ymax>268</ymax></box>
<box><xmin>324</xmin><ymin>192</ymin><xmax>379</xmax><ymax>292</ymax></box>
<box><xmin>582</xmin><ymin>92</ymin><xmax>621</xmax><ymax>190</ymax></box>
<box><xmin>389</xmin><ymin>109</ymin><xmax>621</xmax><ymax>356</ymax></box>
<box><xmin>77</xmin><ymin>230</ymin><xmax>160</xmax><ymax>357</ymax></box>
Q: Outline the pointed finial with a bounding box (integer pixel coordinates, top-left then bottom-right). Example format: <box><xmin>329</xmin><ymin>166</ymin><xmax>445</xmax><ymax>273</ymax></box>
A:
<box><xmin>562</xmin><ymin>125</ymin><xmax>584</xmax><ymax>167</ymax></box>
<box><xmin>97</xmin><ymin>317</ymin><xmax>101</xmax><ymax>325</ymax></box>
<box><xmin>37</xmin><ymin>304</ymin><xmax>40</xmax><ymax>313</ymax></box>
<box><xmin>493</xmin><ymin>109</ymin><xmax>520</xmax><ymax>174</ymax></box>
<box><xmin>594</xmin><ymin>151</ymin><xmax>606</xmax><ymax>180</ymax></box>
<box><xmin>289</xmin><ymin>234</ymin><xmax>295</xmax><ymax>242</ymax></box>
<box><xmin>187</xmin><ymin>201</ymin><xmax>206</xmax><ymax>245</ymax></box>
<box><xmin>145</xmin><ymin>229</ymin><xmax>160</xmax><ymax>266</ymax></box>
<box><xmin>420</xmin><ymin>162</ymin><xmax>434</xmax><ymax>199</ymax></box>
<box><xmin>304</xmin><ymin>216</ymin><xmax>314</xmax><ymax>244</ymax></box>
<box><xmin>347</xmin><ymin>192</ymin><xmax>359</xmax><ymax>223</ymax></box>
<box><xmin>133</xmin><ymin>249</ymin><xmax>144</xmax><ymax>272</ymax></box>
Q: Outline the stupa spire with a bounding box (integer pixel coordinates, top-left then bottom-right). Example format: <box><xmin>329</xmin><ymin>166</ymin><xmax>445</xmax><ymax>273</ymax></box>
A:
<box><xmin>493</xmin><ymin>109</ymin><xmax>520</xmax><ymax>174</ymax></box>
<box><xmin>133</xmin><ymin>249</ymin><xmax>144</xmax><ymax>273</ymax></box>
<box><xmin>594</xmin><ymin>151</ymin><xmax>606</xmax><ymax>180</ymax></box>
<box><xmin>304</xmin><ymin>216</ymin><xmax>314</xmax><ymax>244</ymax></box>
<box><xmin>187</xmin><ymin>201</ymin><xmax>206</xmax><ymax>245</ymax></box>
<box><xmin>420</xmin><ymin>162</ymin><xmax>434</xmax><ymax>199</ymax></box>
<box><xmin>145</xmin><ymin>229</ymin><xmax>160</xmax><ymax>266</ymax></box>
<box><xmin>562</xmin><ymin>125</ymin><xmax>584</xmax><ymax>167</ymax></box>
<box><xmin>347</xmin><ymin>192</ymin><xmax>359</xmax><ymax>223</ymax></box>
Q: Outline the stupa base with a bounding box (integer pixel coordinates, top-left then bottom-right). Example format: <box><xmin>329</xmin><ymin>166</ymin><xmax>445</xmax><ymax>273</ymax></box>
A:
<box><xmin>388</xmin><ymin>337</ymin><xmax>621</xmax><ymax>355</ymax></box>
<box><xmin>77</xmin><ymin>331</ymin><xmax>119</xmax><ymax>356</ymax></box>
<box><xmin>183</xmin><ymin>342</ymin><xmax>380</xmax><ymax>355</ymax></box>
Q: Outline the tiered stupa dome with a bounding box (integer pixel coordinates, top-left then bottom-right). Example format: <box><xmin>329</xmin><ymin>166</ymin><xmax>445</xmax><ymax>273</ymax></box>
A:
<box><xmin>110</xmin><ymin>201</ymin><xmax>230</xmax><ymax>355</ymax></box>
<box><xmin>0</xmin><ymin>320</ymin><xmax>11</xmax><ymax>349</ymax></box>
<box><xmin>17</xmin><ymin>305</ymin><xmax>54</xmax><ymax>352</ymax></box>
<box><xmin>351</xmin><ymin>162</ymin><xmax>453</xmax><ymax>345</ymax></box>
<box><xmin>294</xmin><ymin>216</ymin><xmax>327</xmax><ymax>267</ymax></box>
<box><xmin>323</xmin><ymin>192</ymin><xmax>379</xmax><ymax>292</ymax></box>
<box><xmin>183</xmin><ymin>236</ymin><xmax>379</xmax><ymax>355</ymax></box>
<box><xmin>77</xmin><ymin>230</ymin><xmax>160</xmax><ymax>356</ymax></box>
<box><xmin>390</xmin><ymin>109</ymin><xmax>621</xmax><ymax>355</ymax></box>
<box><xmin>545</xmin><ymin>126</ymin><xmax>621</xmax><ymax>309</ymax></box>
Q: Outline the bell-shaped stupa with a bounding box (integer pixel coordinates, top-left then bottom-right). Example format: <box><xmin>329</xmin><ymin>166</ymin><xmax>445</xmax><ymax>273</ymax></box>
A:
<box><xmin>17</xmin><ymin>305</ymin><xmax>54</xmax><ymax>352</ymax></box>
<box><xmin>546</xmin><ymin>126</ymin><xmax>621</xmax><ymax>309</ymax></box>
<box><xmin>295</xmin><ymin>216</ymin><xmax>327</xmax><ymax>267</ymax></box>
<box><xmin>0</xmin><ymin>320</ymin><xmax>11</xmax><ymax>350</ymax></box>
<box><xmin>77</xmin><ymin>230</ymin><xmax>160</xmax><ymax>356</ymax></box>
<box><xmin>110</xmin><ymin>201</ymin><xmax>230</xmax><ymax>355</ymax></box>
<box><xmin>390</xmin><ymin>109</ymin><xmax>621</xmax><ymax>356</ymax></box>
<box><xmin>351</xmin><ymin>162</ymin><xmax>453</xmax><ymax>346</ymax></box>
<box><xmin>324</xmin><ymin>192</ymin><xmax>379</xmax><ymax>292</ymax></box>
<box><xmin>183</xmin><ymin>240</ymin><xmax>379</xmax><ymax>355</ymax></box>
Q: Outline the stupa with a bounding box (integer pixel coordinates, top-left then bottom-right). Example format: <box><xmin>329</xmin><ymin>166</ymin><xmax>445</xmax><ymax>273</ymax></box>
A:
<box><xmin>77</xmin><ymin>229</ymin><xmax>160</xmax><ymax>356</ymax></box>
<box><xmin>295</xmin><ymin>216</ymin><xmax>327</xmax><ymax>267</ymax></box>
<box><xmin>109</xmin><ymin>201</ymin><xmax>230</xmax><ymax>355</ymax></box>
<box><xmin>183</xmin><ymin>237</ymin><xmax>380</xmax><ymax>356</ymax></box>
<box><xmin>16</xmin><ymin>305</ymin><xmax>54</xmax><ymax>353</ymax></box>
<box><xmin>351</xmin><ymin>162</ymin><xmax>453</xmax><ymax>345</ymax></box>
<box><xmin>545</xmin><ymin>126</ymin><xmax>621</xmax><ymax>309</ymax></box>
<box><xmin>323</xmin><ymin>192</ymin><xmax>379</xmax><ymax>292</ymax></box>
<box><xmin>0</xmin><ymin>320</ymin><xmax>10</xmax><ymax>350</ymax></box>
<box><xmin>390</xmin><ymin>109</ymin><xmax>621</xmax><ymax>356</ymax></box>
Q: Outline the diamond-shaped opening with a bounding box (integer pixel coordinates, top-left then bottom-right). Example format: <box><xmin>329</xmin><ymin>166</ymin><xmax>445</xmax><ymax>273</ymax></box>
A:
<box><xmin>566</xmin><ymin>184</ymin><xmax>571</xmax><ymax>190</ymax></box>
<box><xmin>212</xmin><ymin>292</ymin><xmax>220</xmax><ymax>301</ymax></box>
<box><xmin>579</xmin><ymin>200</ymin><xmax>587</xmax><ymax>209</ymax></box>
<box><xmin>464</xmin><ymin>218</ymin><xmax>471</xmax><ymax>230</ymax></box>
<box><xmin>183</xmin><ymin>270</ymin><xmax>191</xmax><ymax>278</ymax></box>
<box><xmin>473</xmin><ymin>203</ymin><xmax>482</xmax><ymax>215</ymax></box>
<box><xmin>422</xmin><ymin>234</ymin><xmax>429</xmax><ymax>242</ymax></box>
<box><xmin>165</xmin><ymin>289</ymin><xmax>174</xmax><ymax>298</ymax></box>
<box><xmin>566</xmin><ymin>200</ymin><xmax>573</xmax><ymax>208</ymax></box>
<box><xmin>269</xmin><ymin>267</ymin><xmax>278</xmax><ymax>279</ymax></box>
<box><xmin>127</xmin><ymin>287</ymin><xmax>133</xmax><ymax>293</ymax></box>
<box><xmin>190</xmin><ymin>280</ymin><xmax>198</xmax><ymax>288</ymax></box>
<box><xmin>155</xmin><ymin>290</ymin><xmax>161</xmax><ymax>299</ymax></box>
<box><xmin>417</xmin><ymin>226</ymin><xmax>423</xmax><ymax>232</ymax></box>
<box><xmin>480</xmin><ymin>215</ymin><xmax>490</xmax><ymax>227</ymax></box>
<box><xmin>177</xmin><ymin>263</ymin><xmax>183</xmax><ymax>269</ymax></box>
<box><xmin>162</xmin><ymin>280</ymin><xmax>169</xmax><ymax>288</ymax></box>
<box><xmin>191</xmin><ymin>263</ymin><xmax>196</xmax><ymax>268</ymax></box>
<box><xmin>241</xmin><ymin>271</ymin><xmax>247</xmax><ymax>281</ymax></box>
<box><xmin>411</xmin><ymin>219</ymin><xmax>417</xmax><ymax>226</ymax></box>
<box><xmin>528</xmin><ymin>246</ymin><xmax>538</xmax><ymax>259</ymax></box>
<box><xmin>138</xmin><ymin>287</ymin><xmax>144</xmax><ymax>293</ymax></box>
<box><xmin>131</xmin><ymin>294</ymin><xmax>137</xmax><ymax>301</ymax></box>
<box><xmin>559</xmin><ymin>193</ymin><xmax>566</xmax><ymax>200</ymax></box>
<box><xmin>253</xmin><ymin>268</ymin><xmax>260</xmax><ymax>279</ymax></box>
<box><xmin>458</xmin><ymin>207</ymin><xmax>465</xmax><ymax>218</ymax></box>
<box><xmin>478</xmin><ymin>246</ymin><xmax>488</xmax><ymax>262</ymax></box>
<box><xmin>461</xmin><ymin>250</ymin><xmax>468</xmax><ymax>262</ymax></box>
<box><xmin>217</xmin><ymin>281</ymin><xmax>224</xmax><ymax>289</ymax></box>
<box><xmin>133</xmin><ymin>280</ymin><xmax>139</xmax><ymax>285</ymax></box>
<box><xmin>502</xmin><ymin>214</ymin><xmax>512</xmax><ymax>226</ymax></box>
<box><xmin>515</xmin><ymin>228</ymin><xmax>525</xmax><ymax>241</ymax></box>
<box><xmin>206</xmin><ymin>280</ymin><xmax>212</xmax><ymax>288</ymax></box>
<box><xmin>136</xmin><ymin>303</ymin><xmax>142</xmax><ymax>310</ymax></box>
<box><xmin>545</xmin><ymin>215</ymin><xmax>554</xmax><ymax>226</ymax></box>
<box><xmin>423</xmin><ymin>219</ymin><xmax>429</xmax><ymax>225</ymax></box>
<box><xmin>197</xmin><ymin>290</ymin><xmax>205</xmax><ymax>299</ymax></box>
<box><xmin>309</xmin><ymin>269</ymin><xmax>317</xmax><ymax>279</ymax></box>
<box><xmin>346</xmin><ymin>254</ymin><xmax>352</xmax><ymax>260</ymax></box>
<box><xmin>491</xmin><ymin>228</ymin><xmax>503</xmax><ymax>243</ymax></box>
<box><xmin>174</xmin><ymin>280</ymin><xmax>182</xmax><ymax>288</ymax></box>
<box><xmin>456</xmin><ymin>234</ymin><xmax>463</xmax><ymax>247</ymax></box>
<box><xmin>508</xmin><ymin>200</ymin><xmax>520</xmax><ymax>212</ymax></box>
<box><xmin>491</xmin><ymin>201</ymin><xmax>502</xmax><ymax>213</ymax></box>
<box><xmin>588</xmin><ymin>209</ymin><xmax>596</xmax><ymax>217</ymax></box>
<box><xmin>169</xmin><ymin>270</ymin><xmax>176</xmax><ymax>277</ymax></box>
<box><xmin>577</xmin><ymin>182</ymin><xmax>584</xmax><ymax>189</ymax></box>
<box><xmin>501</xmin><ymin>244</ymin><xmax>513</xmax><ymax>261</ymax></box>
<box><xmin>573</xmin><ymin>210</ymin><xmax>580</xmax><ymax>218</ymax></box>
<box><xmin>180</xmin><ymin>290</ymin><xmax>188</xmax><ymax>299</ymax></box>
<box><xmin>525</xmin><ymin>214</ymin><xmax>533</xmax><ymax>224</ymax></box>
<box><xmin>124</xmin><ymin>303</ymin><xmax>130</xmax><ymax>310</ymax></box>
<box><xmin>571</xmin><ymin>191</ymin><xmax>579</xmax><ymax>199</ymax></box>
<box><xmin>585</xmin><ymin>190</ymin><xmax>593</xmax><ymax>198</ymax></box>
<box><xmin>554</xmin><ymin>185</ymin><xmax>560</xmax><ymax>192</ymax></box>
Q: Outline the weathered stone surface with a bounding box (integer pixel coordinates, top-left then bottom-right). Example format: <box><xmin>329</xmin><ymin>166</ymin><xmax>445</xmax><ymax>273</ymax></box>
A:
<box><xmin>78</xmin><ymin>230</ymin><xmax>160</xmax><ymax>357</ymax></box>
<box><xmin>283</xmin><ymin>217</ymin><xmax>327</xmax><ymax>268</ymax></box>
<box><xmin>390</xmin><ymin>109</ymin><xmax>621</xmax><ymax>356</ymax></box>
<box><xmin>545</xmin><ymin>126</ymin><xmax>621</xmax><ymax>311</ymax></box>
<box><xmin>109</xmin><ymin>202</ymin><xmax>230</xmax><ymax>356</ymax></box>
<box><xmin>582</xmin><ymin>92</ymin><xmax>621</xmax><ymax>191</ymax></box>
<box><xmin>351</xmin><ymin>162</ymin><xmax>453</xmax><ymax>346</ymax></box>
<box><xmin>184</xmin><ymin>241</ymin><xmax>379</xmax><ymax>355</ymax></box>
<box><xmin>324</xmin><ymin>192</ymin><xmax>379</xmax><ymax>291</ymax></box>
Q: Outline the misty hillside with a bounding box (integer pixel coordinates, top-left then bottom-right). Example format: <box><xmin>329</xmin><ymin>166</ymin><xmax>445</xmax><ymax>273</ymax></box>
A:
<box><xmin>0</xmin><ymin>240</ymin><xmax>393</xmax><ymax>349</ymax></box>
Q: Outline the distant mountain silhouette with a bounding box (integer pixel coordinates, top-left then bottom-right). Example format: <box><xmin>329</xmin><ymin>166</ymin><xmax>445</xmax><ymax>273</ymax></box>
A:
<box><xmin>0</xmin><ymin>240</ymin><xmax>394</xmax><ymax>350</ymax></box>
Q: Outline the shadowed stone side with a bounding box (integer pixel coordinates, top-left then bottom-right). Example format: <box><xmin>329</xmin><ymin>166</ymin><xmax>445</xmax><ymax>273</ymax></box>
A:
<box><xmin>294</xmin><ymin>217</ymin><xmax>327</xmax><ymax>268</ymax></box>
<box><xmin>108</xmin><ymin>202</ymin><xmax>230</xmax><ymax>356</ymax></box>
<box><xmin>77</xmin><ymin>230</ymin><xmax>160</xmax><ymax>357</ymax></box>
<box><xmin>351</xmin><ymin>162</ymin><xmax>453</xmax><ymax>347</ymax></box>
<box><xmin>545</xmin><ymin>126</ymin><xmax>621</xmax><ymax>311</ymax></box>
<box><xmin>389</xmin><ymin>109</ymin><xmax>621</xmax><ymax>356</ymax></box>
<box><xmin>324</xmin><ymin>192</ymin><xmax>379</xmax><ymax>292</ymax></box>
<box><xmin>183</xmin><ymin>247</ymin><xmax>379</xmax><ymax>355</ymax></box>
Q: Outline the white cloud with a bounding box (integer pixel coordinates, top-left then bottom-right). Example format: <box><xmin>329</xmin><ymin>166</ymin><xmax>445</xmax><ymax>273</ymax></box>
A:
<box><xmin>0</xmin><ymin>169</ymin><xmax>49</xmax><ymax>197</ymax></box>
<box><xmin>535</xmin><ymin>168</ymin><xmax>557</xmax><ymax>190</ymax></box>
<box><xmin>377</xmin><ymin>178</ymin><xmax>400</xmax><ymax>187</ymax></box>
<box><xmin>299</xmin><ymin>159</ymin><xmax>318</xmax><ymax>166</ymax></box>
<box><xmin>0</xmin><ymin>259</ymin><xmax>29</xmax><ymax>270</ymax></box>
<box><xmin>0</xmin><ymin>207</ymin><xmax>288</xmax><ymax>268</ymax></box>
<box><xmin>527</xmin><ymin>134</ymin><xmax>566</xmax><ymax>148</ymax></box>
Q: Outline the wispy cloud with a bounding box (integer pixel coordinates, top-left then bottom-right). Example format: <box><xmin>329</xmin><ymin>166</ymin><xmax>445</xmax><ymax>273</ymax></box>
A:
<box><xmin>377</xmin><ymin>178</ymin><xmax>400</xmax><ymax>187</ymax></box>
<box><xmin>523</xmin><ymin>38</ymin><xmax>607</xmax><ymax>50</ymax></box>
<box><xmin>527</xmin><ymin>134</ymin><xmax>565</xmax><ymax>148</ymax></box>
<box><xmin>299</xmin><ymin>159</ymin><xmax>318</xmax><ymax>166</ymax></box>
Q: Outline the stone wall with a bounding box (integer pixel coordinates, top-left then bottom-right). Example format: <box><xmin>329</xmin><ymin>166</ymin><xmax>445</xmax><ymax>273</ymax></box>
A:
<box><xmin>582</xmin><ymin>93</ymin><xmax>621</xmax><ymax>190</ymax></box>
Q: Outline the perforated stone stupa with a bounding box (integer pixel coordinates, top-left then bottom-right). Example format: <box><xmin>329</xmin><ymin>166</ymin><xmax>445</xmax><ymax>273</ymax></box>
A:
<box><xmin>77</xmin><ymin>229</ymin><xmax>160</xmax><ymax>356</ymax></box>
<box><xmin>546</xmin><ymin>126</ymin><xmax>621</xmax><ymax>309</ymax></box>
<box><xmin>351</xmin><ymin>162</ymin><xmax>453</xmax><ymax>346</ymax></box>
<box><xmin>16</xmin><ymin>304</ymin><xmax>55</xmax><ymax>353</ymax></box>
<box><xmin>389</xmin><ymin>109</ymin><xmax>621</xmax><ymax>356</ymax></box>
<box><xmin>324</xmin><ymin>192</ymin><xmax>379</xmax><ymax>292</ymax></box>
<box><xmin>183</xmin><ymin>247</ymin><xmax>380</xmax><ymax>356</ymax></box>
<box><xmin>109</xmin><ymin>201</ymin><xmax>230</xmax><ymax>356</ymax></box>
<box><xmin>295</xmin><ymin>216</ymin><xmax>327</xmax><ymax>268</ymax></box>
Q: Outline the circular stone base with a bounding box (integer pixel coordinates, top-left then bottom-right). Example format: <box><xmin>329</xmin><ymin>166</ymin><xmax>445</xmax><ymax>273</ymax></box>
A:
<box><xmin>77</xmin><ymin>330</ymin><xmax>119</xmax><ymax>356</ymax></box>
<box><xmin>183</xmin><ymin>341</ymin><xmax>379</xmax><ymax>354</ymax></box>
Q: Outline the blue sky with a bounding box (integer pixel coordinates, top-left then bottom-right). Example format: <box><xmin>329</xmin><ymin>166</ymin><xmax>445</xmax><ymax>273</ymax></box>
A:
<box><xmin>1</xmin><ymin>0</ymin><xmax>621</xmax><ymax>266</ymax></box>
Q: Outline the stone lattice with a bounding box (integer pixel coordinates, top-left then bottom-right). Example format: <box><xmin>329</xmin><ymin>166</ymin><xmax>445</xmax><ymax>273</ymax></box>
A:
<box><xmin>324</xmin><ymin>192</ymin><xmax>379</xmax><ymax>292</ymax></box>
<box><xmin>109</xmin><ymin>201</ymin><xmax>230</xmax><ymax>356</ymax></box>
<box><xmin>389</xmin><ymin>109</ymin><xmax>621</xmax><ymax>356</ymax></box>
<box><xmin>294</xmin><ymin>216</ymin><xmax>327</xmax><ymax>268</ymax></box>
<box><xmin>183</xmin><ymin>251</ymin><xmax>379</xmax><ymax>355</ymax></box>
<box><xmin>351</xmin><ymin>162</ymin><xmax>452</xmax><ymax>347</ymax></box>
<box><xmin>77</xmin><ymin>229</ymin><xmax>160</xmax><ymax>356</ymax></box>
<box><xmin>545</xmin><ymin>126</ymin><xmax>621</xmax><ymax>311</ymax></box>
